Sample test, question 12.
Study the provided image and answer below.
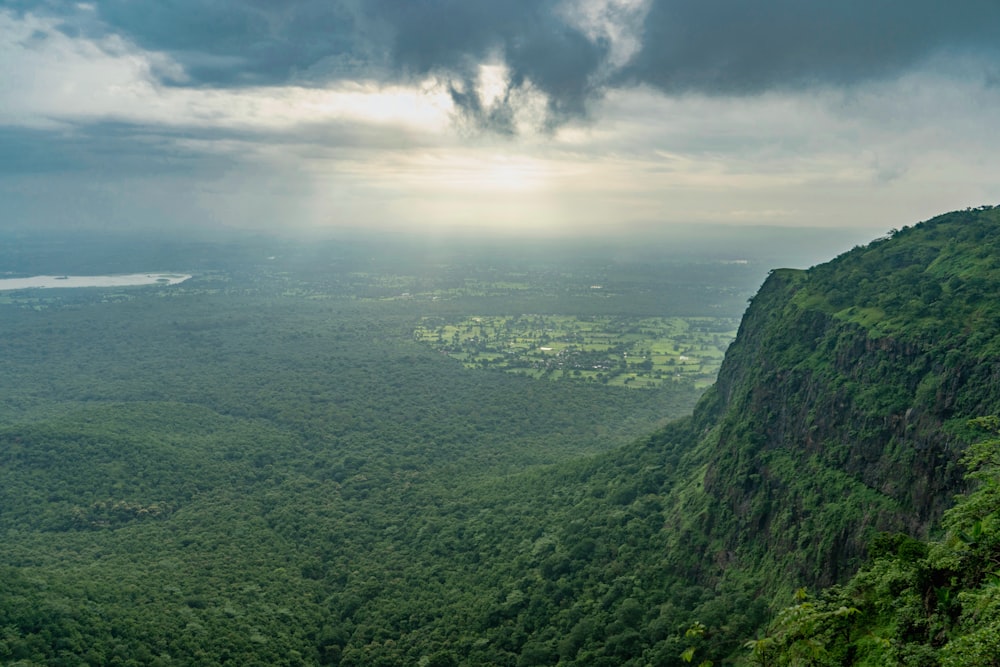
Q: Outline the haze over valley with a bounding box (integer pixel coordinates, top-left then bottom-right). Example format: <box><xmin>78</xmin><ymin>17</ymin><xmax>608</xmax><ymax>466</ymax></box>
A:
<box><xmin>4</xmin><ymin>1</ymin><xmax>1000</xmax><ymax>665</ymax></box>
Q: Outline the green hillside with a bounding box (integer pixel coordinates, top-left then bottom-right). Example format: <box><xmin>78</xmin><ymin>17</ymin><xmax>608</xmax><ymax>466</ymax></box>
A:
<box><xmin>697</xmin><ymin>206</ymin><xmax>1000</xmax><ymax>585</ymax></box>
<box><xmin>747</xmin><ymin>416</ymin><xmax>1000</xmax><ymax>665</ymax></box>
<box><xmin>2</xmin><ymin>207</ymin><xmax>1000</xmax><ymax>666</ymax></box>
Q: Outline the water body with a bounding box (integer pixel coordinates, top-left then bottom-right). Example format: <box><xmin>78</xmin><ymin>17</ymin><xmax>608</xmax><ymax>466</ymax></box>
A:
<box><xmin>0</xmin><ymin>273</ymin><xmax>192</xmax><ymax>291</ymax></box>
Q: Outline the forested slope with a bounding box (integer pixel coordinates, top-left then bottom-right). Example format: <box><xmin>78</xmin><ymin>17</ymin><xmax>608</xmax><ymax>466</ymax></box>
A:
<box><xmin>747</xmin><ymin>416</ymin><xmax>1000</xmax><ymax>665</ymax></box>
<box><xmin>442</xmin><ymin>205</ymin><xmax>1000</xmax><ymax>665</ymax></box>
<box><xmin>3</xmin><ymin>207</ymin><xmax>1000</xmax><ymax>666</ymax></box>
<box><xmin>690</xmin><ymin>205</ymin><xmax>1000</xmax><ymax>587</ymax></box>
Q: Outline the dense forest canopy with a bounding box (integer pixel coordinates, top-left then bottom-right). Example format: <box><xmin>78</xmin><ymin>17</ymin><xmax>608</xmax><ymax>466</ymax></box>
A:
<box><xmin>0</xmin><ymin>235</ymin><xmax>761</xmax><ymax>666</ymax></box>
<box><xmin>3</xmin><ymin>207</ymin><xmax>1000</xmax><ymax>666</ymax></box>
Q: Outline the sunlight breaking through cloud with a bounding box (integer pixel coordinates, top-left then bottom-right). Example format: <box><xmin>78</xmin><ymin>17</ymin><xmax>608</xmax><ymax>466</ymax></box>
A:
<box><xmin>1</xmin><ymin>4</ymin><xmax>999</xmax><ymax>235</ymax></box>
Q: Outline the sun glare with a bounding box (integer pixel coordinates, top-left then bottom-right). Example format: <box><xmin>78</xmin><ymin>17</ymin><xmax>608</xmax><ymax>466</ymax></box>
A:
<box><xmin>398</xmin><ymin>153</ymin><xmax>549</xmax><ymax>193</ymax></box>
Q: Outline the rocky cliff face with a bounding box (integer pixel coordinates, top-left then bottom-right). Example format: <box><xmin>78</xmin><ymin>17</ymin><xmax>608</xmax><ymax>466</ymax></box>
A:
<box><xmin>680</xmin><ymin>206</ymin><xmax>1000</xmax><ymax>588</ymax></box>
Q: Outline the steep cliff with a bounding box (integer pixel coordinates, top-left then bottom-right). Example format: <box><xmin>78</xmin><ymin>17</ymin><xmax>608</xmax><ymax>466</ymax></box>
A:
<box><xmin>478</xmin><ymin>206</ymin><xmax>1000</xmax><ymax>665</ymax></box>
<box><xmin>682</xmin><ymin>205</ymin><xmax>1000</xmax><ymax>589</ymax></box>
<box><xmin>466</xmin><ymin>207</ymin><xmax>1000</xmax><ymax>667</ymax></box>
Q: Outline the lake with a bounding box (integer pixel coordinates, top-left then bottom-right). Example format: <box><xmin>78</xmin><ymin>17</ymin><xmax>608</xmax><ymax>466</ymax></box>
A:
<box><xmin>0</xmin><ymin>273</ymin><xmax>192</xmax><ymax>290</ymax></box>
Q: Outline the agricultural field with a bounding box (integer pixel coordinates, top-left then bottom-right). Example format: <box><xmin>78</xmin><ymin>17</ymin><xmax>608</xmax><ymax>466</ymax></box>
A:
<box><xmin>414</xmin><ymin>314</ymin><xmax>740</xmax><ymax>388</ymax></box>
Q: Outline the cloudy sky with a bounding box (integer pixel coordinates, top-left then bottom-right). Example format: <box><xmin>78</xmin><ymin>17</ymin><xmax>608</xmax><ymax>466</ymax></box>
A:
<box><xmin>2</xmin><ymin>1</ymin><xmax>999</xmax><ymax>238</ymax></box>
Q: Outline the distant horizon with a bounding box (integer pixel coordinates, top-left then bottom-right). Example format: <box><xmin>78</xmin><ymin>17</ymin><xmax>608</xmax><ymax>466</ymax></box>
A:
<box><xmin>0</xmin><ymin>218</ymin><xmax>905</xmax><ymax>278</ymax></box>
<box><xmin>0</xmin><ymin>214</ymin><xmax>904</xmax><ymax>245</ymax></box>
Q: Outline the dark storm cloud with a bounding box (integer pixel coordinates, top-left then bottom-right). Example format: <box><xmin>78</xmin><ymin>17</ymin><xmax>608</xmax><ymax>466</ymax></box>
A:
<box><xmin>85</xmin><ymin>0</ymin><xmax>366</xmax><ymax>85</ymax></box>
<box><xmin>625</xmin><ymin>0</ymin><xmax>1000</xmax><ymax>93</ymax></box>
<box><xmin>93</xmin><ymin>0</ymin><xmax>602</xmax><ymax>129</ymax></box>
<box><xmin>367</xmin><ymin>0</ymin><xmax>605</xmax><ymax>127</ymax></box>
<box><xmin>13</xmin><ymin>0</ymin><xmax>1000</xmax><ymax>126</ymax></box>
<box><xmin>15</xmin><ymin>0</ymin><xmax>605</xmax><ymax>129</ymax></box>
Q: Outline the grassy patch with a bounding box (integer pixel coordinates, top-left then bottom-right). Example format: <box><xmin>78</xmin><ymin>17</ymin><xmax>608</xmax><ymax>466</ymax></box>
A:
<box><xmin>414</xmin><ymin>314</ymin><xmax>738</xmax><ymax>388</ymax></box>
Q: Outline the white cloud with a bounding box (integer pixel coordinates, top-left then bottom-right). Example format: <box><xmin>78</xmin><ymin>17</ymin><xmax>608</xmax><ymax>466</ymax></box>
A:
<box><xmin>0</xmin><ymin>10</ymin><xmax>454</xmax><ymax>134</ymax></box>
<box><xmin>558</xmin><ymin>0</ymin><xmax>651</xmax><ymax>72</ymax></box>
<box><xmin>476</xmin><ymin>63</ymin><xmax>510</xmax><ymax>110</ymax></box>
<box><xmin>2</xmin><ymin>9</ymin><xmax>999</xmax><ymax>236</ymax></box>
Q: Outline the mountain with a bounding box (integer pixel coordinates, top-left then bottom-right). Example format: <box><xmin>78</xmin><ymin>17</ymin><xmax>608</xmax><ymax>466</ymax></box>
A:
<box><xmin>693</xmin><ymin>205</ymin><xmax>1000</xmax><ymax>584</ymax></box>
<box><xmin>2</xmin><ymin>206</ymin><xmax>999</xmax><ymax>666</ymax></box>
<box><xmin>604</xmin><ymin>204</ymin><xmax>1000</xmax><ymax>662</ymax></box>
<box><xmin>481</xmin><ymin>205</ymin><xmax>1000</xmax><ymax>665</ymax></box>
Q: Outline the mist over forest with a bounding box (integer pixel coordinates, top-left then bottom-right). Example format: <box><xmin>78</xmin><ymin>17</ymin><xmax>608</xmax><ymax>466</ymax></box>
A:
<box><xmin>0</xmin><ymin>229</ymin><xmax>772</xmax><ymax>665</ymax></box>
<box><xmin>5</xmin><ymin>1</ymin><xmax>1000</xmax><ymax>664</ymax></box>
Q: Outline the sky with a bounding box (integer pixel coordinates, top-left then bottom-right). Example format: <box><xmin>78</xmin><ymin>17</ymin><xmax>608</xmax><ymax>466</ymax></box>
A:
<box><xmin>2</xmin><ymin>1</ymin><xmax>1000</xmax><ymax>239</ymax></box>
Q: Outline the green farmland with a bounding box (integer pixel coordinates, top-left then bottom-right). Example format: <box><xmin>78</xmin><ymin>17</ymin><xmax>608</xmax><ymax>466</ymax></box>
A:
<box><xmin>414</xmin><ymin>314</ymin><xmax>739</xmax><ymax>388</ymax></box>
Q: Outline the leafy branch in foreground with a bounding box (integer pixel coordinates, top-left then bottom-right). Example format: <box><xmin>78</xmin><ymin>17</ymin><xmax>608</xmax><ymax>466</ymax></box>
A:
<box><xmin>681</xmin><ymin>621</ymin><xmax>714</xmax><ymax>667</ymax></box>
